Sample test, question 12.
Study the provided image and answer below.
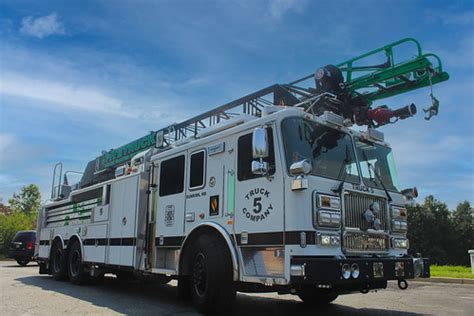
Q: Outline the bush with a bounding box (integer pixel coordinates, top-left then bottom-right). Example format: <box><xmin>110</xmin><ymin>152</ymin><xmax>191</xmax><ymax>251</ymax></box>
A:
<box><xmin>0</xmin><ymin>211</ymin><xmax>37</xmax><ymax>257</ymax></box>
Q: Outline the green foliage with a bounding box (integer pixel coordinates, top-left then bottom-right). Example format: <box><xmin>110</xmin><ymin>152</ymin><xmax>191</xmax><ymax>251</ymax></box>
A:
<box><xmin>0</xmin><ymin>210</ymin><xmax>37</xmax><ymax>256</ymax></box>
<box><xmin>408</xmin><ymin>197</ymin><xmax>473</xmax><ymax>266</ymax></box>
<box><xmin>452</xmin><ymin>201</ymin><xmax>474</xmax><ymax>266</ymax></box>
<box><xmin>0</xmin><ymin>185</ymin><xmax>41</xmax><ymax>256</ymax></box>
<box><xmin>8</xmin><ymin>184</ymin><xmax>41</xmax><ymax>214</ymax></box>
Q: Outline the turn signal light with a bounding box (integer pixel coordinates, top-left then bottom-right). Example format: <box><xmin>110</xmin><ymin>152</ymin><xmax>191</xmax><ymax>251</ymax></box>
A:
<box><xmin>26</xmin><ymin>242</ymin><xmax>33</xmax><ymax>250</ymax></box>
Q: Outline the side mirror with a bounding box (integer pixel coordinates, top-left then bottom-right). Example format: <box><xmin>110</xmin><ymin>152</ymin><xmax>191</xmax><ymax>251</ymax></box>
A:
<box><xmin>252</xmin><ymin>127</ymin><xmax>269</xmax><ymax>159</ymax></box>
<box><xmin>289</xmin><ymin>159</ymin><xmax>312</xmax><ymax>176</ymax></box>
<box><xmin>251</xmin><ymin>161</ymin><xmax>269</xmax><ymax>176</ymax></box>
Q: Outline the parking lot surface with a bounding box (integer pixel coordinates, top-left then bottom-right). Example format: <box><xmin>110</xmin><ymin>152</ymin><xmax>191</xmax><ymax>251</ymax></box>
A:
<box><xmin>1</xmin><ymin>260</ymin><xmax>473</xmax><ymax>315</ymax></box>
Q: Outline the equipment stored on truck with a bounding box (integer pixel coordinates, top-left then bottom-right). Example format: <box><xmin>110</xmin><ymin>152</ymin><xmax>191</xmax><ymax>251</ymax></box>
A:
<box><xmin>36</xmin><ymin>38</ymin><xmax>448</xmax><ymax>313</ymax></box>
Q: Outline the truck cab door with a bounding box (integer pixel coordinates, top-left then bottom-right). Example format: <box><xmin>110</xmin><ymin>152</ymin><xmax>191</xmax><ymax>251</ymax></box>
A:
<box><xmin>155</xmin><ymin>153</ymin><xmax>186</xmax><ymax>255</ymax></box>
<box><xmin>234</xmin><ymin>126</ymin><xmax>284</xmax><ymax>245</ymax></box>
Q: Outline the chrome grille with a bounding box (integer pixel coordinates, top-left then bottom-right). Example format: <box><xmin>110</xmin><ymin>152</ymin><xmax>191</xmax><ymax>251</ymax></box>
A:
<box><xmin>343</xmin><ymin>191</ymin><xmax>387</xmax><ymax>231</ymax></box>
<box><xmin>343</xmin><ymin>233</ymin><xmax>389</xmax><ymax>252</ymax></box>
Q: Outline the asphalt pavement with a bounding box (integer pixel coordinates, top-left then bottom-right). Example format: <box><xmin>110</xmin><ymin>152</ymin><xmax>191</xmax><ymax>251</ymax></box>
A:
<box><xmin>0</xmin><ymin>260</ymin><xmax>473</xmax><ymax>315</ymax></box>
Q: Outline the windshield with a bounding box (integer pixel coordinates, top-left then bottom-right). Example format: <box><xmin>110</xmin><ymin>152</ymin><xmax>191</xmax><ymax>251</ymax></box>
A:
<box><xmin>281</xmin><ymin>117</ymin><xmax>359</xmax><ymax>182</ymax></box>
<box><xmin>355</xmin><ymin>137</ymin><xmax>400</xmax><ymax>192</ymax></box>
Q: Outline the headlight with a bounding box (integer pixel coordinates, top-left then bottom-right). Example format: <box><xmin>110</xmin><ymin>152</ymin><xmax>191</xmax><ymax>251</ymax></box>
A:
<box><xmin>318</xmin><ymin>233</ymin><xmax>340</xmax><ymax>246</ymax></box>
<box><xmin>351</xmin><ymin>263</ymin><xmax>360</xmax><ymax>278</ymax></box>
<box><xmin>316</xmin><ymin>210</ymin><xmax>341</xmax><ymax>228</ymax></box>
<box><xmin>392</xmin><ymin>219</ymin><xmax>408</xmax><ymax>232</ymax></box>
<box><xmin>392</xmin><ymin>238</ymin><xmax>409</xmax><ymax>249</ymax></box>
<box><xmin>317</xmin><ymin>194</ymin><xmax>341</xmax><ymax>210</ymax></box>
<box><xmin>314</xmin><ymin>193</ymin><xmax>341</xmax><ymax>228</ymax></box>
<box><xmin>341</xmin><ymin>263</ymin><xmax>351</xmax><ymax>279</ymax></box>
<box><xmin>391</xmin><ymin>206</ymin><xmax>407</xmax><ymax>219</ymax></box>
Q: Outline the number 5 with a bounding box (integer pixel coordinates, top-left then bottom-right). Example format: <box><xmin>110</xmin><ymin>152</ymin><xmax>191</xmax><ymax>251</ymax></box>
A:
<box><xmin>253</xmin><ymin>197</ymin><xmax>262</xmax><ymax>214</ymax></box>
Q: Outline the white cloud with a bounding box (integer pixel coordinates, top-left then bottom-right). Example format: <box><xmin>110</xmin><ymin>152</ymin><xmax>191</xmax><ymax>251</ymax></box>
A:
<box><xmin>268</xmin><ymin>0</ymin><xmax>306</xmax><ymax>19</ymax></box>
<box><xmin>426</xmin><ymin>9</ymin><xmax>474</xmax><ymax>26</ymax></box>
<box><xmin>20</xmin><ymin>13</ymin><xmax>65</xmax><ymax>38</ymax></box>
<box><xmin>0</xmin><ymin>72</ymin><xmax>133</xmax><ymax>117</ymax></box>
<box><xmin>0</xmin><ymin>133</ymin><xmax>45</xmax><ymax>167</ymax></box>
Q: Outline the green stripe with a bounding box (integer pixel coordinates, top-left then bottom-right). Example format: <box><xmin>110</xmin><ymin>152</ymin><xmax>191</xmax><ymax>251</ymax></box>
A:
<box><xmin>227</xmin><ymin>170</ymin><xmax>235</xmax><ymax>214</ymax></box>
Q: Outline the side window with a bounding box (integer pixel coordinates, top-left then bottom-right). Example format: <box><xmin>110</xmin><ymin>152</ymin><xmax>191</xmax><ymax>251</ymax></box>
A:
<box><xmin>238</xmin><ymin>127</ymin><xmax>275</xmax><ymax>181</ymax></box>
<box><xmin>159</xmin><ymin>155</ymin><xmax>185</xmax><ymax>196</ymax></box>
<box><xmin>189</xmin><ymin>150</ymin><xmax>205</xmax><ymax>189</ymax></box>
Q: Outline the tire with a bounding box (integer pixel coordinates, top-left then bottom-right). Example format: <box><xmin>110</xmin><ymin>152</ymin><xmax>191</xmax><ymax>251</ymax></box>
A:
<box><xmin>297</xmin><ymin>285</ymin><xmax>338</xmax><ymax>306</ymax></box>
<box><xmin>67</xmin><ymin>241</ymin><xmax>85</xmax><ymax>285</ymax></box>
<box><xmin>190</xmin><ymin>234</ymin><xmax>236</xmax><ymax>313</ymax></box>
<box><xmin>17</xmin><ymin>259</ymin><xmax>29</xmax><ymax>266</ymax></box>
<box><xmin>51</xmin><ymin>241</ymin><xmax>68</xmax><ymax>281</ymax></box>
<box><xmin>177</xmin><ymin>276</ymin><xmax>191</xmax><ymax>300</ymax></box>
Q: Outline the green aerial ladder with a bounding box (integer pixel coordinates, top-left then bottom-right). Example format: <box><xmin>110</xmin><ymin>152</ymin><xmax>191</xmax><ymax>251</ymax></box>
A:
<box><xmin>78</xmin><ymin>38</ymin><xmax>449</xmax><ymax>188</ymax></box>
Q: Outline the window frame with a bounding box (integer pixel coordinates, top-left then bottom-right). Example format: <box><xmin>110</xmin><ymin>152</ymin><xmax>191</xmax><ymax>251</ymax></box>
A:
<box><xmin>188</xmin><ymin>149</ymin><xmax>207</xmax><ymax>191</ymax></box>
<box><xmin>237</xmin><ymin>126</ymin><xmax>276</xmax><ymax>182</ymax></box>
<box><xmin>158</xmin><ymin>154</ymin><xmax>186</xmax><ymax>197</ymax></box>
<box><xmin>280</xmin><ymin>116</ymin><xmax>361</xmax><ymax>184</ymax></box>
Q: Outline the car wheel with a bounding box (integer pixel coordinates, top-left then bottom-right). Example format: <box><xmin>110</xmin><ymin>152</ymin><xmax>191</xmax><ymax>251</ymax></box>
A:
<box><xmin>297</xmin><ymin>285</ymin><xmax>338</xmax><ymax>306</ymax></box>
<box><xmin>17</xmin><ymin>259</ymin><xmax>29</xmax><ymax>266</ymax></box>
<box><xmin>51</xmin><ymin>241</ymin><xmax>68</xmax><ymax>280</ymax></box>
<box><xmin>68</xmin><ymin>241</ymin><xmax>85</xmax><ymax>285</ymax></box>
<box><xmin>190</xmin><ymin>234</ymin><xmax>236</xmax><ymax>313</ymax></box>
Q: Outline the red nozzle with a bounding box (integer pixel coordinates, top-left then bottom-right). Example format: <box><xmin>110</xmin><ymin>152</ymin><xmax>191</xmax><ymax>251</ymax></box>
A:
<box><xmin>367</xmin><ymin>107</ymin><xmax>395</xmax><ymax>125</ymax></box>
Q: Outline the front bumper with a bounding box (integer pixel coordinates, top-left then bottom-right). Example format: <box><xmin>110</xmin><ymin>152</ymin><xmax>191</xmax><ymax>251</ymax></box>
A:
<box><xmin>290</xmin><ymin>256</ymin><xmax>429</xmax><ymax>290</ymax></box>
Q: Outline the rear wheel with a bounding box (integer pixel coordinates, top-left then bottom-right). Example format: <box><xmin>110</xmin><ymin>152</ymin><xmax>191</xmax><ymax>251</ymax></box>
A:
<box><xmin>190</xmin><ymin>234</ymin><xmax>236</xmax><ymax>313</ymax></box>
<box><xmin>51</xmin><ymin>241</ymin><xmax>67</xmax><ymax>280</ymax></box>
<box><xmin>177</xmin><ymin>276</ymin><xmax>191</xmax><ymax>300</ymax></box>
<box><xmin>17</xmin><ymin>259</ymin><xmax>29</xmax><ymax>266</ymax></box>
<box><xmin>68</xmin><ymin>241</ymin><xmax>85</xmax><ymax>284</ymax></box>
<box><xmin>297</xmin><ymin>285</ymin><xmax>338</xmax><ymax>306</ymax></box>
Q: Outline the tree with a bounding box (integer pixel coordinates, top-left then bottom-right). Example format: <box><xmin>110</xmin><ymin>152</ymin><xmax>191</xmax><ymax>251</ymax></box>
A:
<box><xmin>407</xmin><ymin>196</ymin><xmax>455</xmax><ymax>265</ymax></box>
<box><xmin>0</xmin><ymin>198</ymin><xmax>13</xmax><ymax>216</ymax></box>
<box><xmin>451</xmin><ymin>201</ymin><xmax>474</xmax><ymax>266</ymax></box>
<box><xmin>8</xmin><ymin>184</ymin><xmax>41</xmax><ymax>214</ymax></box>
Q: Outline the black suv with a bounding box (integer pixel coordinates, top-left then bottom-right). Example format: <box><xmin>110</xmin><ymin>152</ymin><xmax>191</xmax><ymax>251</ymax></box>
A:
<box><xmin>9</xmin><ymin>230</ymin><xmax>36</xmax><ymax>266</ymax></box>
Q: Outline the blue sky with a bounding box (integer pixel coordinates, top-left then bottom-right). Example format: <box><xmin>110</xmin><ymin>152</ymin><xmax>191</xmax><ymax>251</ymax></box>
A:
<box><xmin>0</xmin><ymin>0</ymin><xmax>473</xmax><ymax>209</ymax></box>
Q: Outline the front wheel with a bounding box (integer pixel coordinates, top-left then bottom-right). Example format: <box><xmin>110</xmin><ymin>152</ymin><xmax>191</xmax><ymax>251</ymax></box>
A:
<box><xmin>297</xmin><ymin>286</ymin><xmax>338</xmax><ymax>306</ymax></box>
<box><xmin>190</xmin><ymin>234</ymin><xmax>236</xmax><ymax>313</ymax></box>
<box><xmin>68</xmin><ymin>241</ymin><xmax>85</xmax><ymax>284</ymax></box>
<box><xmin>17</xmin><ymin>259</ymin><xmax>29</xmax><ymax>266</ymax></box>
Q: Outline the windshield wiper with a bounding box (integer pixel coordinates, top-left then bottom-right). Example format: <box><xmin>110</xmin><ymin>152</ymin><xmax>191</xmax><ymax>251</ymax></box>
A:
<box><xmin>362</xmin><ymin>151</ymin><xmax>392</xmax><ymax>202</ymax></box>
<box><xmin>332</xmin><ymin>144</ymin><xmax>351</xmax><ymax>194</ymax></box>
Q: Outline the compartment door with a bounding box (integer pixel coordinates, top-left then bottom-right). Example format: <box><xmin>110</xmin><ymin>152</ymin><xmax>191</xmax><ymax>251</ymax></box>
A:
<box><xmin>107</xmin><ymin>175</ymin><xmax>139</xmax><ymax>266</ymax></box>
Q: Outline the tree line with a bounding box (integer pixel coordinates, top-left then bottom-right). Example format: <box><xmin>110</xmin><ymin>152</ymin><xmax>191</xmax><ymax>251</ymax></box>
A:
<box><xmin>407</xmin><ymin>196</ymin><xmax>473</xmax><ymax>266</ymax></box>
<box><xmin>0</xmin><ymin>185</ymin><xmax>473</xmax><ymax>265</ymax></box>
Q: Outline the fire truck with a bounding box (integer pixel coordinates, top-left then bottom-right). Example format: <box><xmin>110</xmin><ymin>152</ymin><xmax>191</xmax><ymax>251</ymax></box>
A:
<box><xmin>36</xmin><ymin>38</ymin><xmax>449</xmax><ymax>313</ymax></box>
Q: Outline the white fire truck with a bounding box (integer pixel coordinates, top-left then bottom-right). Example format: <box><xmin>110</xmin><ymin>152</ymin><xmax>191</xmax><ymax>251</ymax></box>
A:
<box><xmin>36</xmin><ymin>38</ymin><xmax>449</xmax><ymax>313</ymax></box>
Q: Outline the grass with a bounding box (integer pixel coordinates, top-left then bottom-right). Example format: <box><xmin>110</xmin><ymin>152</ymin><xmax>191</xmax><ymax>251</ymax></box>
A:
<box><xmin>430</xmin><ymin>265</ymin><xmax>474</xmax><ymax>279</ymax></box>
